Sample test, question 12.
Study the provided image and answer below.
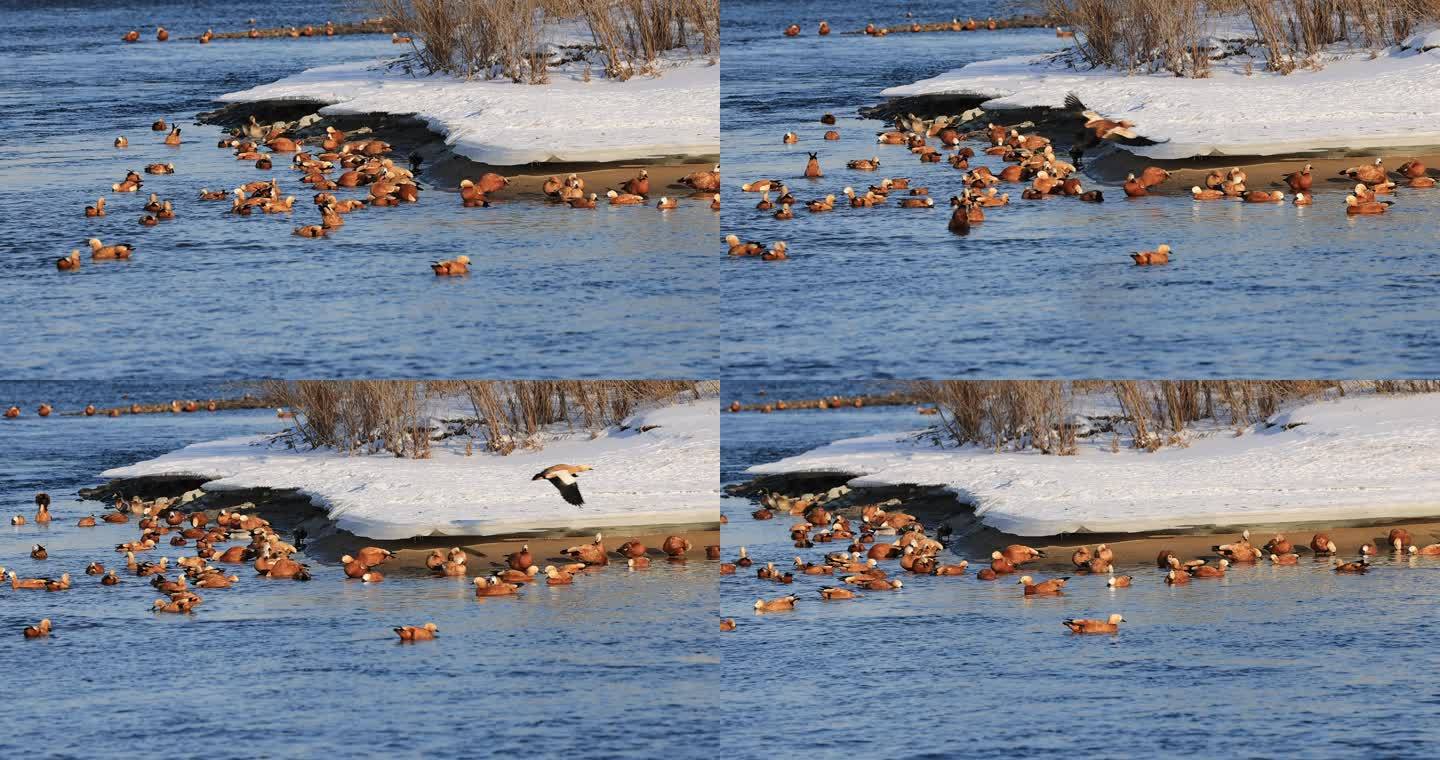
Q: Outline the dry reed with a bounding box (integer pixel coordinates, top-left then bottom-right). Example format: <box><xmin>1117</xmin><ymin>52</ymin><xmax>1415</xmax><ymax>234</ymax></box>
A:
<box><xmin>919</xmin><ymin>380</ymin><xmax>1439</xmax><ymax>453</ymax></box>
<box><xmin>259</xmin><ymin>379</ymin><xmax>712</xmax><ymax>458</ymax></box>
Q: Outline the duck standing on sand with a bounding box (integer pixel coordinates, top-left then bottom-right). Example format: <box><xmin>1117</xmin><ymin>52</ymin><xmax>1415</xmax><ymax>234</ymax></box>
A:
<box><xmin>532</xmin><ymin>464</ymin><xmax>592</xmax><ymax>506</ymax></box>
<box><xmin>1282</xmin><ymin>164</ymin><xmax>1313</xmax><ymax>192</ymax></box>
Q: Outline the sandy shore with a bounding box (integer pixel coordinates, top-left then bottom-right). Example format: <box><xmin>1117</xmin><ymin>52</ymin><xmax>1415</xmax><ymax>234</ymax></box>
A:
<box><xmin>199</xmin><ymin>102</ymin><xmax>718</xmax><ymax>202</ymax></box>
<box><xmin>734</xmin><ymin>475</ymin><xmax>1440</xmax><ymax>568</ymax></box>
<box><xmin>92</xmin><ymin>476</ymin><xmax>719</xmax><ymax>569</ymax></box>
<box><xmin>1093</xmin><ymin>150</ymin><xmax>1440</xmax><ymax>194</ymax></box>
<box><xmin>311</xmin><ymin>528</ymin><xmax>722</xmax><ymax>570</ymax></box>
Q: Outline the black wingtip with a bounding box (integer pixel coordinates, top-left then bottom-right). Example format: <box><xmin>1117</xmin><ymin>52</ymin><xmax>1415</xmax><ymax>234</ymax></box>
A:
<box><xmin>1063</xmin><ymin>92</ymin><xmax>1085</xmax><ymax>112</ymax></box>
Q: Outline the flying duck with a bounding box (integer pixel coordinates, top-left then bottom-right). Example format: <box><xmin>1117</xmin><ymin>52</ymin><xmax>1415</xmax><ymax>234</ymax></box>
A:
<box><xmin>532</xmin><ymin>464</ymin><xmax>592</xmax><ymax>506</ymax></box>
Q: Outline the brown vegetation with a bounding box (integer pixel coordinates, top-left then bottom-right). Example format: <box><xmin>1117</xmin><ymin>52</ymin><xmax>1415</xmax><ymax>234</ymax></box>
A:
<box><xmin>1042</xmin><ymin>0</ymin><xmax>1440</xmax><ymax>76</ymax></box>
<box><xmin>919</xmin><ymin>380</ymin><xmax>1440</xmax><ymax>452</ymax></box>
<box><xmin>371</xmin><ymin>0</ymin><xmax>717</xmax><ymax>81</ymax></box>
<box><xmin>258</xmin><ymin>380</ymin><xmax>714</xmax><ymax>458</ymax></box>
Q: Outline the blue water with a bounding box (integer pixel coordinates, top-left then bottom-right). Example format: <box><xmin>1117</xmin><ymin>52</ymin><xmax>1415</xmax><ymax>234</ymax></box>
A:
<box><xmin>719</xmin><ymin>0</ymin><xmax>1440</xmax><ymax>377</ymax></box>
<box><xmin>0</xmin><ymin>380</ymin><xmax>717</xmax><ymax>756</ymax></box>
<box><xmin>718</xmin><ymin>381</ymin><xmax>1440</xmax><ymax>756</ymax></box>
<box><xmin>0</xmin><ymin>0</ymin><xmax>719</xmax><ymax>377</ymax></box>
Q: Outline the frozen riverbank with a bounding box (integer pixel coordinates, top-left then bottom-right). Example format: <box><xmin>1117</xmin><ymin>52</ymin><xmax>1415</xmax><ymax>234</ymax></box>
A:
<box><xmin>220</xmin><ymin>56</ymin><xmax>719</xmax><ymax>165</ymax></box>
<box><xmin>881</xmin><ymin>31</ymin><xmax>1440</xmax><ymax>159</ymax></box>
<box><xmin>747</xmin><ymin>392</ymin><xmax>1440</xmax><ymax>536</ymax></box>
<box><xmin>104</xmin><ymin>397</ymin><xmax>720</xmax><ymax>540</ymax></box>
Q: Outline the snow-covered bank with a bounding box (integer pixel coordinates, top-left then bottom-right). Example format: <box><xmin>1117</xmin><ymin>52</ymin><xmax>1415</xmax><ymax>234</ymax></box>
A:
<box><xmin>103</xmin><ymin>398</ymin><xmax>719</xmax><ymax>540</ymax></box>
<box><xmin>748</xmin><ymin>393</ymin><xmax>1440</xmax><ymax>536</ymax></box>
<box><xmin>219</xmin><ymin>57</ymin><xmax>718</xmax><ymax>165</ymax></box>
<box><xmin>881</xmin><ymin>36</ymin><xmax>1440</xmax><ymax>159</ymax></box>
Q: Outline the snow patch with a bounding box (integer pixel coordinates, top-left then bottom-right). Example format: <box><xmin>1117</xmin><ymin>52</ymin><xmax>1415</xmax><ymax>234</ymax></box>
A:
<box><xmin>219</xmin><ymin>56</ymin><xmax>719</xmax><ymax>165</ymax></box>
<box><xmin>748</xmin><ymin>393</ymin><xmax>1440</xmax><ymax>536</ymax></box>
<box><xmin>881</xmin><ymin>43</ymin><xmax>1440</xmax><ymax>158</ymax></box>
<box><xmin>104</xmin><ymin>397</ymin><xmax>720</xmax><ymax>539</ymax></box>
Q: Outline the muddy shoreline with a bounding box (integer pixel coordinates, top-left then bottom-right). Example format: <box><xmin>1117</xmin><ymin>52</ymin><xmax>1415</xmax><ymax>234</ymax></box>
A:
<box><xmin>198</xmin><ymin>101</ymin><xmax>719</xmax><ymax>201</ymax></box>
<box><xmin>90</xmin><ymin>475</ymin><xmax>721</xmax><ymax>567</ymax></box>
<box><xmin>730</xmin><ymin>473</ymin><xmax>1440</xmax><ymax>565</ymax></box>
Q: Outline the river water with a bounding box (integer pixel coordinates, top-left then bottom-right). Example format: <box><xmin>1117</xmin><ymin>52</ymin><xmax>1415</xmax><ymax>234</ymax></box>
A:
<box><xmin>719</xmin><ymin>0</ymin><xmax>1440</xmax><ymax>378</ymax></box>
<box><xmin>0</xmin><ymin>0</ymin><xmax>718</xmax><ymax>377</ymax></box>
<box><xmin>0</xmin><ymin>380</ymin><xmax>717</xmax><ymax>756</ymax></box>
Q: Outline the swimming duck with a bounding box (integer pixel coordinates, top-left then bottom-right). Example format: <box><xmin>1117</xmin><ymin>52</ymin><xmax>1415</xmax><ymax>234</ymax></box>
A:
<box><xmin>1106</xmin><ymin>572</ymin><xmax>1133</xmax><ymax>588</ymax></box>
<box><xmin>30</xmin><ymin>544</ymin><xmax>47</xmax><ymax>560</ymax></box>
<box><xmin>123</xmin><ymin>30</ymin><xmax>140</xmax><ymax>42</ymax></box>
<box><xmin>657</xmin><ymin>196</ymin><xmax>678</xmax><ymax>210</ymax></box>
<box><xmin>1130</xmin><ymin>243</ymin><xmax>1170</xmax><ymax>266</ymax></box>
<box><xmin>199</xmin><ymin>28</ymin><xmax>214</xmax><ymax>43</ymax></box>
<box><xmin>88</xmin><ymin>239</ymin><xmax>133</xmax><ymax>259</ymax></box>
<box><xmin>23</xmin><ymin>619</ymin><xmax>53</xmax><ymax>638</ymax></box>
<box><xmin>1408</xmin><ymin>544</ymin><xmax>1440</xmax><ymax>556</ymax></box>
<box><xmin>1019</xmin><ymin>575</ymin><xmax>1068</xmax><ymax>595</ymax></box>
<box><xmin>606</xmin><ymin>190</ymin><xmax>645</xmax><ymax>205</ymax></box>
<box><xmin>1189</xmin><ymin>559</ymin><xmax>1230</xmax><ymax>578</ymax></box>
<box><xmin>847</xmin><ymin>157</ymin><xmax>880</xmax><ymax>171</ymax></box>
<box><xmin>1244</xmin><ymin>190</ymin><xmax>1284</xmax><ymax>203</ymax></box>
<box><xmin>431</xmin><ymin>255</ymin><xmax>470</xmax><ymax>275</ymax></box>
<box><xmin>1063</xmin><ymin>614</ymin><xmax>1125</xmax><ymax>634</ymax></box>
<box><xmin>1345</xmin><ymin>194</ymin><xmax>1392</xmax><ymax>215</ymax></box>
<box><xmin>1270</xmin><ymin>553</ymin><xmax>1300</xmax><ymax>565</ymax></box>
<box><xmin>1334</xmin><ymin>557</ymin><xmax>1369</xmax><ymax>574</ymax></box>
<box><xmin>568</xmin><ymin>192</ymin><xmax>598</xmax><ymax>209</ymax></box>
<box><xmin>803</xmin><ymin>152</ymin><xmax>822</xmax><ymax>178</ymax></box>
<box><xmin>163</xmin><ymin>127</ymin><xmax>182</xmax><ymax>146</ymax></box>
<box><xmin>54</xmin><ymin>249</ymin><xmax>83</xmax><ymax>271</ymax></box>
<box><xmin>760</xmin><ymin>242</ymin><xmax>788</xmax><ymax>261</ymax></box>
<box><xmin>1191</xmin><ymin>186</ymin><xmax>1224</xmax><ymax>200</ymax></box>
<box><xmin>543</xmin><ymin>565</ymin><xmax>574</xmax><ymax>586</ymax></box>
<box><xmin>1292</xmin><ymin>192</ymin><xmax>1312</xmax><ymax>206</ymax></box>
<box><xmin>754</xmin><ymin>595</ymin><xmax>798</xmax><ymax>612</ymax></box>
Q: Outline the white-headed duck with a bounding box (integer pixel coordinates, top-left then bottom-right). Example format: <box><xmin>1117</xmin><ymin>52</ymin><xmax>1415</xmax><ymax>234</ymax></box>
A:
<box><xmin>1131</xmin><ymin>243</ymin><xmax>1170</xmax><ymax>266</ymax></box>
<box><xmin>431</xmin><ymin>255</ymin><xmax>469</xmax><ymax>275</ymax></box>
<box><xmin>88</xmin><ymin>238</ymin><xmax>133</xmax><ymax>259</ymax></box>
<box><xmin>754</xmin><ymin>594</ymin><xmax>798</xmax><ymax>612</ymax></box>
<box><xmin>1063</xmin><ymin>614</ymin><xmax>1125</xmax><ymax>634</ymax></box>
<box><xmin>1345</xmin><ymin>194</ymin><xmax>1392</xmax><ymax>215</ymax></box>
<box><xmin>1244</xmin><ymin>190</ymin><xmax>1284</xmax><ymax>203</ymax></box>
<box><xmin>1019</xmin><ymin>575</ymin><xmax>1068</xmax><ymax>595</ymax></box>
<box><xmin>1334</xmin><ymin>557</ymin><xmax>1369</xmax><ymax>574</ymax></box>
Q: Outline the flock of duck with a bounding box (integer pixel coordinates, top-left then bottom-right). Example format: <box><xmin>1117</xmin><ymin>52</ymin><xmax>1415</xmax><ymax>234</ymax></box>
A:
<box><xmin>120</xmin><ymin>19</ymin><xmax>370</xmax><ymax>45</ymax></box>
<box><xmin>4</xmin><ymin>399</ymin><xmax>224</xmax><ymax>419</ymax></box>
<box><xmin>720</xmin><ymin>490</ymin><xmax>1440</xmax><ymax>634</ymax></box>
<box><xmin>727</xmin><ymin>96</ymin><xmax>1437</xmax><ymax>264</ymax></box>
<box><xmin>6</xmin><ymin>487</ymin><xmax>718</xmax><ymax>642</ymax></box>
<box><xmin>59</xmin><ymin>107</ymin><xmax>721</xmax><ymax>277</ymax></box>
